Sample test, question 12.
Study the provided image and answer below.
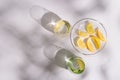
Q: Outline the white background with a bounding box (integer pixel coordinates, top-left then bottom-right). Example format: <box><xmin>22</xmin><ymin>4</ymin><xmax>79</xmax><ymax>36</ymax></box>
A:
<box><xmin>0</xmin><ymin>0</ymin><xmax>120</xmax><ymax>80</ymax></box>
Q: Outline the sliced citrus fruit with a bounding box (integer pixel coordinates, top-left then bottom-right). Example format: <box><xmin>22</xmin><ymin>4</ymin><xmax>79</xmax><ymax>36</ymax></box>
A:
<box><xmin>86</xmin><ymin>38</ymin><xmax>95</xmax><ymax>52</ymax></box>
<box><xmin>54</xmin><ymin>20</ymin><xmax>65</xmax><ymax>33</ymax></box>
<box><xmin>86</xmin><ymin>22</ymin><xmax>95</xmax><ymax>34</ymax></box>
<box><xmin>91</xmin><ymin>36</ymin><xmax>101</xmax><ymax>49</ymax></box>
<box><xmin>54</xmin><ymin>20</ymin><xmax>71</xmax><ymax>35</ymax></box>
<box><xmin>96</xmin><ymin>28</ymin><xmax>106</xmax><ymax>42</ymax></box>
<box><xmin>66</xmin><ymin>57</ymin><xmax>85</xmax><ymax>74</ymax></box>
<box><xmin>77</xmin><ymin>30</ymin><xmax>88</xmax><ymax>37</ymax></box>
<box><xmin>76</xmin><ymin>58</ymin><xmax>85</xmax><ymax>71</ymax></box>
<box><xmin>75</xmin><ymin>38</ymin><xmax>86</xmax><ymax>49</ymax></box>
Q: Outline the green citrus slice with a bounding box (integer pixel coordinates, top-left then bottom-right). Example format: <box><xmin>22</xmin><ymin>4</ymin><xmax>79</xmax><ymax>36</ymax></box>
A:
<box><xmin>66</xmin><ymin>57</ymin><xmax>85</xmax><ymax>74</ymax></box>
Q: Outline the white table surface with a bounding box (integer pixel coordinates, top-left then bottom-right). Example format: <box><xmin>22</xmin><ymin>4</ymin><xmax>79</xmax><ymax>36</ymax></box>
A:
<box><xmin>0</xmin><ymin>0</ymin><xmax>120</xmax><ymax>80</ymax></box>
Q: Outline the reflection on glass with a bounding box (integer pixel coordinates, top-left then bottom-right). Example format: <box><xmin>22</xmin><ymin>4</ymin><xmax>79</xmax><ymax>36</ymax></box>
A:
<box><xmin>30</xmin><ymin>5</ymin><xmax>71</xmax><ymax>36</ymax></box>
<box><xmin>44</xmin><ymin>44</ymin><xmax>85</xmax><ymax>74</ymax></box>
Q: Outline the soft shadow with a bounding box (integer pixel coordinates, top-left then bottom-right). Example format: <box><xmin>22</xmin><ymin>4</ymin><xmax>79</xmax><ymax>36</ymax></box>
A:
<box><xmin>98</xmin><ymin>45</ymin><xmax>111</xmax><ymax>80</ymax></box>
<box><xmin>56</xmin><ymin>0</ymin><xmax>108</xmax><ymax>16</ymax></box>
<box><xmin>0</xmin><ymin>21</ymin><xmax>62</xmax><ymax>80</ymax></box>
<box><xmin>80</xmin><ymin>67</ymin><xmax>89</xmax><ymax>79</ymax></box>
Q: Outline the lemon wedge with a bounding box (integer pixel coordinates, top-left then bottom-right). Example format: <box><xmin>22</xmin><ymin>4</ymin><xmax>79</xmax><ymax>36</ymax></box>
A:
<box><xmin>77</xmin><ymin>30</ymin><xmax>88</xmax><ymax>37</ymax></box>
<box><xmin>96</xmin><ymin>28</ymin><xmax>106</xmax><ymax>42</ymax></box>
<box><xmin>91</xmin><ymin>36</ymin><xmax>101</xmax><ymax>49</ymax></box>
<box><xmin>86</xmin><ymin>22</ymin><xmax>95</xmax><ymax>34</ymax></box>
<box><xmin>86</xmin><ymin>38</ymin><xmax>95</xmax><ymax>52</ymax></box>
<box><xmin>75</xmin><ymin>38</ymin><xmax>86</xmax><ymax>49</ymax></box>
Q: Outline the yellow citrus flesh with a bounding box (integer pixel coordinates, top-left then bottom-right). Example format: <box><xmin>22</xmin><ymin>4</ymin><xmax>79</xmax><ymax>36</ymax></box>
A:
<box><xmin>54</xmin><ymin>20</ymin><xmax>65</xmax><ymax>33</ymax></box>
<box><xmin>76</xmin><ymin>59</ymin><xmax>85</xmax><ymax>70</ymax></box>
<box><xmin>86</xmin><ymin>38</ymin><xmax>95</xmax><ymax>52</ymax></box>
<box><xmin>96</xmin><ymin>28</ymin><xmax>106</xmax><ymax>42</ymax></box>
<box><xmin>76</xmin><ymin>38</ymin><xmax>86</xmax><ymax>49</ymax></box>
<box><xmin>91</xmin><ymin>36</ymin><xmax>101</xmax><ymax>49</ymax></box>
<box><xmin>77</xmin><ymin>30</ymin><xmax>88</xmax><ymax>37</ymax></box>
<box><xmin>86</xmin><ymin>22</ymin><xmax>95</xmax><ymax>34</ymax></box>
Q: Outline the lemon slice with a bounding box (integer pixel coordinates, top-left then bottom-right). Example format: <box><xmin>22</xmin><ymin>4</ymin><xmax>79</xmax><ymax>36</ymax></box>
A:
<box><xmin>86</xmin><ymin>22</ymin><xmax>95</xmax><ymax>34</ymax></box>
<box><xmin>77</xmin><ymin>30</ymin><xmax>88</xmax><ymax>37</ymax></box>
<box><xmin>54</xmin><ymin>20</ymin><xmax>71</xmax><ymax>35</ymax></box>
<box><xmin>96</xmin><ymin>28</ymin><xmax>106</xmax><ymax>42</ymax></box>
<box><xmin>86</xmin><ymin>38</ymin><xmax>95</xmax><ymax>52</ymax></box>
<box><xmin>91</xmin><ymin>36</ymin><xmax>101</xmax><ymax>49</ymax></box>
<box><xmin>54</xmin><ymin>20</ymin><xmax>65</xmax><ymax>33</ymax></box>
<box><xmin>75</xmin><ymin>38</ymin><xmax>86</xmax><ymax>49</ymax></box>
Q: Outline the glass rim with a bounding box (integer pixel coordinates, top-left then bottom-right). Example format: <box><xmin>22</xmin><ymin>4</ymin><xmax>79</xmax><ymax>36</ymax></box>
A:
<box><xmin>70</xmin><ymin>18</ymin><xmax>107</xmax><ymax>55</ymax></box>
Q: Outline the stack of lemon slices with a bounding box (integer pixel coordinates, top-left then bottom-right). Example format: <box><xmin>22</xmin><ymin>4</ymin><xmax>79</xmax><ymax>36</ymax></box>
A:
<box><xmin>74</xmin><ymin>21</ymin><xmax>107</xmax><ymax>54</ymax></box>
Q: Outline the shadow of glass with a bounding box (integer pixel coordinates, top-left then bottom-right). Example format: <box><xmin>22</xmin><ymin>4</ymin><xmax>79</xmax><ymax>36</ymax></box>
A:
<box><xmin>0</xmin><ymin>21</ymin><xmax>64</xmax><ymax>79</ymax></box>
<box><xmin>19</xmin><ymin>59</ymin><xmax>64</xmax><ymax>80</ymax></box>
<box><xmin>80</xmin><ymin>67</ymin><xmax>89</xmax><ymax>79</ymax></box>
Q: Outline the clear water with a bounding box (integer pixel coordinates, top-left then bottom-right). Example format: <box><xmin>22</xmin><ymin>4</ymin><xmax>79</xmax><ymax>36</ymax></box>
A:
<box><xmin>54</xmin><ymin>49</ymin><xmax>74</xmax><ymax>68</ymax></box>
<box><xmin>54</xmin><ymin>49</ymin><xmax>85</xmax><ymax>74</ymax></box>
<box><xmin>41</xmin><ymin>12</ymin><xmax>71</xmax><ymax>35</ymax></box>
<box><xmin>41</xmin><ymin>12</ymin><xmax>61</xmax><ymax>32</ymax></box>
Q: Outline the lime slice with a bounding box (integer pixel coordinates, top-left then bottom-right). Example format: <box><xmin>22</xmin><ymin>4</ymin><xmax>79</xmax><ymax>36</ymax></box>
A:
<box><xmin>66</xmin><ymin>57</ymin><xmax>85</xmax><ymax>74</ymax></box>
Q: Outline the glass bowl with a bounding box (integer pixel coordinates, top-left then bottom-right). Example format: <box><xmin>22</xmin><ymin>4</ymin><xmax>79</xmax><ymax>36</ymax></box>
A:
<box><xmin>70</xmin><ymin>18</ymin><xmax>107</xmax><ymax>55</ymax></box>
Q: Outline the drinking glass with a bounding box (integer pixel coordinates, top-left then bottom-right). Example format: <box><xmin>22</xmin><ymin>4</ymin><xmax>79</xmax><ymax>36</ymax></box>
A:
<box><xmin>30</xmin><ymin>5</ymin><xmax>71</xmax><ymax>36</ymax></box>
<box><xmin>43</xmin><ymin>44</ymin><xmax>85</xmax><ymax>74</ymax></box>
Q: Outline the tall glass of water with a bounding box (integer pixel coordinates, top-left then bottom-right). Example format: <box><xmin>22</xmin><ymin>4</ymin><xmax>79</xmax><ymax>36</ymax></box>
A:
<box><xmin>43</xmin><ymin>44</ymin><xmax>85</xmax><ymax>74</ymax></box>
<box><xmin>30</xmin><ymin>5</ymin><xmax>71</xmax><ymax>36</ymax></box>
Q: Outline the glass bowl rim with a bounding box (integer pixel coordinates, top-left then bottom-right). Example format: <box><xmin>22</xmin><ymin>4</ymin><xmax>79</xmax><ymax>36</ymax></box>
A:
<box><xmin>70</xmin><ymin>18</ymin><xmax>107</xmax><ymax>55</ymax></box>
